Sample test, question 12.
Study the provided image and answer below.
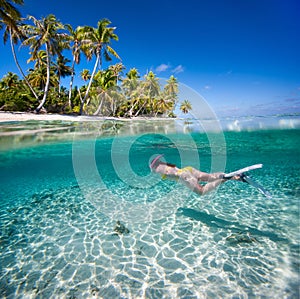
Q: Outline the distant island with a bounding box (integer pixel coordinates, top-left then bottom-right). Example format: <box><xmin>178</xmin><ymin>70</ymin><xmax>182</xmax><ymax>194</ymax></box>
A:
<box><xmin>0</xmin><ymin>1</ymin><xmax>192</xmax><ymax>118</ymax></box>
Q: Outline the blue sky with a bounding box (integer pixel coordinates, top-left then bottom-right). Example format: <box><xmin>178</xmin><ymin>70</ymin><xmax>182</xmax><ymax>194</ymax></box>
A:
<box><xmin>1</xmin><ymin>0</ymin><xmax>300</xmax><ymax>117</ymax></box>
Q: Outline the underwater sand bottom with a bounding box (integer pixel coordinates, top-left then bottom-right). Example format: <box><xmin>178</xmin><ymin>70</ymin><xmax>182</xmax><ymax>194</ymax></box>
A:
<box><xmin>0</xmin><ymin>184</ymin><xmax>298</xmax><ymax>298</ymax></box>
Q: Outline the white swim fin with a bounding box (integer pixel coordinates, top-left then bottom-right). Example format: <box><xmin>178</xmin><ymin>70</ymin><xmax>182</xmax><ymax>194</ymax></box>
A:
<box><xmin>224</xmin><ymin>164</ymin><xmax>263</xmax><ymax>178</ymax></box>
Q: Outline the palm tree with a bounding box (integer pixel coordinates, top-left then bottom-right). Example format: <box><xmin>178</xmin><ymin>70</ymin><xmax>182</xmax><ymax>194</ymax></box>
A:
<box><xmin>65</xmin><ymin>24</ymin><xmax>83</xmax><ymax>107</ymax></box>
<box><xmin>152</xmin><ymin>97</ymin><xmax>172</xmax><ymax>117</ymax></box>
<box><xmin>1</xmin><ymin>71</ymin><xmax>19</xmax><ymax>87</ymax></box>
<box><xmin>180</xmin><ymin>99</ymin><xmax>192</xmax><ymax>114</ymax></box>
<box><xmin>92</xmin><ymin>69</ymin><xmax>119</xmax><ymax>116</ymax></box>
<box><xmin>79</xmin><ymin>18</ymin><xmax>120</xmax><ymax>114</ymax></box>
<box><xmin>1</xmin><ymin>0</ymin><xmax>39</xmax><ymax>100</ymax></box>
<box><xmin>120</xmin><ymin>68</ymin><xmax>141</xmax><ymax>117</ymax></box>
<box><xmin>142</xmin><ymin>71</ymin><xmax>160</xmax><ymax>98</ymax></box>
<box><xmin>54</xmin><ymin>55</ymin><xmax>72</xmax><ymax>95</ymax></box>
<box><xmin>80</xmin><ymin>69</ymin><xmax>91</xmax><ymax>82</ymax></box>
<box><xmin>27</xmin><ymin>49</ymin><xmax>47</xmax><ymax>68</ymax></box>
<box><xmin>27</xmin><ymin>65</ymin><xmax>58</xmax><ymax>90</ymax></box>
<box><xmin>164</xmin><ymin>75</ymin><xmax>178</xmax><ymax>106</ymax></box>
<box><xmin>22</xmin><ymin>14</ymin><xmax>66</xmax><ymax>113</ymax></box>
<box><xmin>122</xmin><ymin>68</ymin><xmax>140</xmax><ymax>96</ymax></box>
<box><xmin>131</xmin><ymin>71</ymin><xmax>160</xmax><ymax>116</ymax></box>
<box><xmin>164</xmin><ymin>75</ymin><xmax>178</xmax><ymax>95</ymax></box>
<box><xmin>108</xmin><ymin>62</ymin><xmax>125</xmax><ymax>85</ymax></box>
<box><xmin>0</xmin><ymin>0</ymin><xmax>23</xmax><ymax>33</ymax></box>
<box><xmin>75</xmin><ymin>69</ymin><xmax>90</xmax><ymax>109</ymax></box>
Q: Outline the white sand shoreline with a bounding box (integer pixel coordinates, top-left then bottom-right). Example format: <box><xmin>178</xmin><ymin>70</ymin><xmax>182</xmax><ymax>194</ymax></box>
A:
<box><xmin>0</xmin><ymin>111</ymin><xmax>177</xmax><ymax>123</ymax></box>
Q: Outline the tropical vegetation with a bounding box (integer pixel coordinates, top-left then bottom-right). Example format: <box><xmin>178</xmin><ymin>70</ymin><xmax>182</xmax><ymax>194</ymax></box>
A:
<box><xmin>0</xmin><ymin>0</ymin><xmax>192</xmax><ymax>116</ymax></box>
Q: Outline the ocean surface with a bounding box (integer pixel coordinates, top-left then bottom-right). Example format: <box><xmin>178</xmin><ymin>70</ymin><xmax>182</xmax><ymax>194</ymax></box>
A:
<box><xmin>0</xmin><ymin>116</ymin><xmax>299</xmax><ymax>298</ymax></box>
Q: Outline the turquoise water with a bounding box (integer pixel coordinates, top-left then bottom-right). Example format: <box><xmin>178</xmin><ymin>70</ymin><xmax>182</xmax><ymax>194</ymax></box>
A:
<box><xmin>0</xmin><ymin>118</ymin><xmax>299</xmax><ymax>298</ymax></box>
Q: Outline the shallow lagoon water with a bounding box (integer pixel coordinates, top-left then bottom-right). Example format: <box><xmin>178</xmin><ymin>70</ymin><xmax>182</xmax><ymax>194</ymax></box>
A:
<box><xmin>0</xmin><ymin>117</ymin><xmax>299</xmax><ymax>298</ymax></box>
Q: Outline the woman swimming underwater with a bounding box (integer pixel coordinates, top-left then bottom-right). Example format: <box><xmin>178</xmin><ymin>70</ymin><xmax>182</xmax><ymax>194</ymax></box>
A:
<box><xmin>149</xmin><ymin>154</ymin><xmax>243</xmax><ymax>195</ymax></box>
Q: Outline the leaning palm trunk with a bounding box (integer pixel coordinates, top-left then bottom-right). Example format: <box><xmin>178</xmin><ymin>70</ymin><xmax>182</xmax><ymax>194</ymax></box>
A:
<box><xmin>35</xmin><ymin>44</ymin><xmax>51</xmax><ymax>113</ymax></box>
<box><xmin>68</xmin><ymin>55</ymin><xmax>76</xmax><ymax>108</ymax></box>
<box><xmin>134</xmin><ymin>99</ymin><xmax>147</xmax><ymax>117</ymax></box>
<box><xmin>10</xmin><ymin>29</ymin><xmax>39</xmax><ymax>100</ymax></box>
<box><xmin>127</xmin><ymin>106</ymin><xmax>133</xmax><ymax>117</ymax></box>
<box><xmin>93</xmin><ymin>92</ymin><xmax>105</xmax><ymax>115</ymax></box>
<box><xmin>80</xmin><ymin>53</ymin><xmax>100</xmax><ymax>115</ymax></box>
<box><xmin>58</xmin><ymin>77</ymin><xmax>61</xmax><ymax>97</ymax></box>
<box><xmin>128</xmin><ymin>97</ymin><xmax>139</xmax><ymax>117</ymax></box>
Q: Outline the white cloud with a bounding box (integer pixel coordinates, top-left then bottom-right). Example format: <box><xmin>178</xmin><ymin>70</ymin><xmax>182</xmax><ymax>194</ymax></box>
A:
<box><xmin>204</xmin><ymin>85</ymin><xmax>212</xmax><ymax>90</ymax></box>
<box><xmin>155</xmin><ymin>63</ymin><xmax>184</xmax><ymax>74</ymax></box>
<box><xmin>155</xmin><ymin>63</ymin><xmax>170</xmax><ymax>73</ymax></box>
<box><xmin>172</xmin><ymin>65</ymin><xmax>184</xmax><ymax>74</ymax></box>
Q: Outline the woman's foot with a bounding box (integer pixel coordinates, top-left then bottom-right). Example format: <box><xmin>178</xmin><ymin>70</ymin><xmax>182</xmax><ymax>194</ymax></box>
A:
<box><xmin>231</xmin><ymin>173</ymin><xmax>247</xmax><ymax>182</ymax></box>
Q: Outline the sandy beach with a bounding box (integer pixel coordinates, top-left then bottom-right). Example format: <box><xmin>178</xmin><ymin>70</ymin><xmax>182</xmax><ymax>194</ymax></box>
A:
<box><xmin>0</xmin><ymin>111</ymin><xmax>103</xmax><ymax>123</ymax></box>
<box><xmin>0</xmin><ymin>112</ymin><xmax>179</xmax><ymax>123</ymax></box>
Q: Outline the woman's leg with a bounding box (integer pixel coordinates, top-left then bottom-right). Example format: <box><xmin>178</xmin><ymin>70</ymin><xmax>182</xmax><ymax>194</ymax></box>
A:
<box><xmin>178</xmin><ymin>171</ymin><xmax>225</xmax><ymax>195</ymax></box>
<box><xmin>188</xmin><ymin>167</ymin><xmax>224</xmax><ymax>182</ymax></box>
<box><xmin>197</xmin><ymin>179</ymin><xmax>224</xmax><ymax>195</ymax></box>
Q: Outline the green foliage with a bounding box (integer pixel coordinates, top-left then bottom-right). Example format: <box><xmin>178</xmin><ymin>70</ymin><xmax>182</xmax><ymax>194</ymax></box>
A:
<box><xmin>72</xmin><ymin>106</ymin><xmax>80</xmax><ymax>114</ymax></box>
<box><xmin>1</xmin><ymin>11</ymin><xmax>191</xmax><ymax>117</ymax></box>
<box><xmin>168</xmin><ymin>112</ymin><xmax>177</xmax><ymax>118</ymax></box>
<box><xmin>0</xmin><ymin>68</ymin><xmax>184</xmax><ymax>117</ymax></box>
<box><xmin>44</xmin><ymin>88</ymin><xmax>68</xmax><ymax>113</ymax></box>
<box><xmin>180</xmin><ymin>99</ymin><xmax>192</xmax><ymax>114</ymax></box>
<box><xmin>0</xmin><ymin>79</ymin><xmax>37</xmax><ymax>111</ymax></box>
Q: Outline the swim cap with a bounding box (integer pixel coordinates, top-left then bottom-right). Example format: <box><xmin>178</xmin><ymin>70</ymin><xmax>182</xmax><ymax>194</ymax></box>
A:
<box><xmin>149</xmin><ymin>154</ymin><xmax>164</xmax><ymax>170</ymax></box>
